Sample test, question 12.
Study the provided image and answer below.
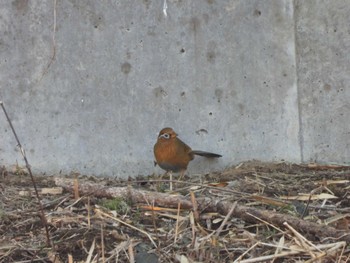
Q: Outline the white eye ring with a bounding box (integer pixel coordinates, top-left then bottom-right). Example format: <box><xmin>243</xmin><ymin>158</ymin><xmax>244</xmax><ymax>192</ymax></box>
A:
<box><xmin>161</xmin><ymin>133</ymin><xmax>170</xmax><ymax>139</ymax></box>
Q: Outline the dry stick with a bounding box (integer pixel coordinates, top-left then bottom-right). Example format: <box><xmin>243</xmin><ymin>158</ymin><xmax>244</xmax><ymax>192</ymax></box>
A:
<box><xmin>174</xmin><ymin>202</ymin><xmax>181</xmax><ymax>244</ymax></box>
<box><xmin>337</xmin><ymin>244</ymin><xmax>346</xmax><ymax>263</ymax></box>
<box><xmin>189</xmin><ymin>211</ymin><xmax>196</xmax><ymax>248</ymax></box>
<box><xmin>246</xmin><ymin>212</ymin><xmax>285</xmax><ymax>235</ymax></box>
<box><xmin>190</xmin><ymin>191</ymin><xmax>199</xmax><ymax>222</ymax></box>
<box><xmin>0</xmin><ymin>101</ymin><xmax>51</xmax><ymax>247</ymax></box>
<box><xmin>150</xmin><ymin>200</ymin><xmax>160</xmax><ymax>244</ymax></box>
<box><xmin>86</xmin><ymin>238</ymin><xmax>96</xmax><ymax>263</ymax></box>
<box><xmin>87</xmin><ymin>197</ymin><xmax>91</xmax><ymax>229</ymax></box>
<box><xmin>128</xmin><ymin>241</ymin><xmax>135</xmax><ymax>263</ymax></box>
<box><xmin>302</xmin><ymin>194</ymin><xmax>312</xmax><ymax>219</ymax></box>
<box><xmin>55</xmin><ymin>178</ymin><xmax>350</xmax><ymax>243</ymax></box>
<box><xmin>214</xmin><ymin>201</ymin><xmax>237</xmax><ymax>238</ymax></box>
<box><xmin>68</xmin><ymin>254</ymin><xmax>73</xmax><ymax>263</ymax></box>
<box><xmin>74</xmin><ymin>173</ymin><xmax>80</xmax><ymax>199</ymax></box>
<box><xmin>284</xmin><ymin>222</ymin><xmax>320</xmax><ymax>260</ymax></box>
<box><xmin>100</xmin><ymin>224</ymin><xmax>105</xmax><ymax>263</ymax></box>
<box><xmin>283</xmin><ymin>222</ymin><xmax>322</xmax><ymax>253</ymax></box>
<box><xmin>233</xmin><ymin>242</ymin><xmax>260</xmax><ymax>263</ymax></box>
<box><xmin>237</xmin><ymin>242</ymin><xmax>345</xmax><ymax>263</ymax></box>
<box><xmin>95</xmin><ymin>208</ymin><xmax>157</xmax><ymax>248</ymax></box>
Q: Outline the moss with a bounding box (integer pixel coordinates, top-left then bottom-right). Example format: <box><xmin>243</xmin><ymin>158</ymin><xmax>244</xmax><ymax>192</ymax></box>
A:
<box><xmin>99</xmin><ymin>197</ymin><xmax>130</xmax><ymax>214</ymax></box>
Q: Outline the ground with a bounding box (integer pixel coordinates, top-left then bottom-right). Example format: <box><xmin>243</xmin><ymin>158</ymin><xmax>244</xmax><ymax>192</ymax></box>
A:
<box><xmin>0</xmin><ymin>161</ymin><xmax>349</xmax><ymax>262</ymax></box>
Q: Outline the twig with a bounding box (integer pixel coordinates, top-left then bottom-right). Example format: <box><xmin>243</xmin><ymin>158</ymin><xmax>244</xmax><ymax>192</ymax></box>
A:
<box><xmin>150</xmin><ymin>200</ymin><xmax>160</xmax><ymax>243</ymax></box>
<box><xmin>236</xmin><ymin>242</ymin><xmax>346</xmax><ymax>263</ymax></box>
<box><xmin>128</xmin><ymin>241</ymin><xmax>135</xmax><ymax>263</ymax></box>
<box><xmin>0</xmin><ymin>101</ymin><xmax>51</xmax><ymax>247</ymax></box>
<box><xmin>85</xmin><ymin>238</ymin><xmax>95</xmax><ymax>263</ymax></box>
<box><xmin>189</xmin><ymin>212</ymin><xmax>196</xmax><ymax>247</ymax></box>
<box><xmin>233</xmin><ymin>242</ymin><xmax>260</xmax><ymax>262</ymax></box>
<box><xmin>100</xmin><ymin>224</ymin><xmax>105</xmax><ymax>263</ymax></box>
<box><xmin>237</xmin><ymin>250</ymin><xmax>303</xmax><ymax>263</ymax></box>
<box><xmin>246</xmin><ymin>212</ymin><xmax>286</xmax><ymax>235</ymax></box>
<box><xmin>283</xmin><ymin>222</ymin><xmax>322</xmax><ymax>253</ymax></box>
<box><xmin>337</xmin><ymin>243</ymin><xmax>346</xmax><ymax>263</ymax></box>
<box><xmin>214</xmin><ymin>201</ymin><xmax>237</xmax><ymax>238</ymax></box>
<box><xmin>174</xmin><ymin>202</ymin><xmax>181</xmax><ymax>244</ymax></box>
<box><xmin>95</xmin><ymin>207</ymin><xmax>157</xmax><ymax>248</ymax></box>
<box><xmin>55</xmin><ymin>177</ymin><xmax>350</xmax><ymax>242</ymax></box>
<box><xmin>87</xmin><ymin>197</ymin><xmax>91</xmax><ymax>229</ymax></box>
<box><xmin>190</xmin><ymin>191</ymin><xmax>199</xmax><ymax>221</ymax></box>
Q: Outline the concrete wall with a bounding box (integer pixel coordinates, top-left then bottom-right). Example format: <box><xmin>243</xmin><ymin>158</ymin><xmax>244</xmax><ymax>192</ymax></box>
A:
<box><xmin>295</xmin><ymin>0</ymin><xmax>350</xmax><ymax>164</ymax></box>
<box><xmin>0</xmin><ymin>0</ymin><xmax>348</xmax><ymax>177</ymax></box>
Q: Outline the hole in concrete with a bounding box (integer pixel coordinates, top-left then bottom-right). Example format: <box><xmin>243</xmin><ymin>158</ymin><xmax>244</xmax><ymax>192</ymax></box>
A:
<box><xmin>254</xmin><ymin>10</ymin><xmax>261</xmax><ymax>16</ymax></box>
<box><xmin>207</xmin><ymin>51</ymin><xmax>216</xmax><ymax>63</ymax></box>
<box><xmin>121</xmin><ymin>62</ymin><xmax>132</xmax><ymax>74</ymax></box>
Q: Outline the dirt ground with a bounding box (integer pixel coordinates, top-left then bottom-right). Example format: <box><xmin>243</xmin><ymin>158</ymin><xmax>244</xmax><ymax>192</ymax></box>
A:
<box><xmin>0</xmin><ymin>161</ymin><xmax>350</xmax><ymax>262</ymax></box>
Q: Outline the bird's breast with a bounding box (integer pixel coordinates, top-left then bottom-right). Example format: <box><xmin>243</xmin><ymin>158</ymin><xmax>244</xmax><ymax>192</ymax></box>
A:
<box><xmin>154</xmin><ymin>139</ymin><xmax>193</xmax><ymax>172</ymax></box>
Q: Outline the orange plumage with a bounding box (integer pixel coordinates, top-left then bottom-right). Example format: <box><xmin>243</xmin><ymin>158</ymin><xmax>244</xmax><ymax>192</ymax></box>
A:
<box><xmin>153</xmin><ymin>127</ymin><xmax>222</xmax><ymax>175</ymax></box>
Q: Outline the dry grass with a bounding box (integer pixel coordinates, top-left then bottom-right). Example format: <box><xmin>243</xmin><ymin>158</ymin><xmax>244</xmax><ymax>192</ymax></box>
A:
<box><xmin>0</xmin><ymin>161</ymin><xmax>349</xmax><ymax>262</ymax></box>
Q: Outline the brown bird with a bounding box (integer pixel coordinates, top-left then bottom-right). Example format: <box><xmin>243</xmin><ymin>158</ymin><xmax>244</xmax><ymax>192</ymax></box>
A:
<box><xmin>154</xmin><ymin>127</ymin><xmax>222</xmax><ymax>188</ymax></box>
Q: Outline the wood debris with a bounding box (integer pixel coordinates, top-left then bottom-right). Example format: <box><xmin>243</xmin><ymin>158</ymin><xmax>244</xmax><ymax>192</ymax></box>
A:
<box><xmin>0</xmin><ymin>161</ymin><xmax>350</xmax><ymax>262</ymax></box>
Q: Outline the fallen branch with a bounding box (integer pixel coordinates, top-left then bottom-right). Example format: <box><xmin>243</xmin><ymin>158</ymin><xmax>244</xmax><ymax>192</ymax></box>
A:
<box><xmin>55</xmin><ymin>177</ymin><xmax>350</xmax><ymax>243</ymax></box>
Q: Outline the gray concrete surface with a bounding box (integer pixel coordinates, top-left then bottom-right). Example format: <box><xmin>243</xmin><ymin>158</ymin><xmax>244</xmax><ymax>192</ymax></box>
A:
<box><xmin>0</xmin><ymin>0</ymin><xmax>348</xmax><ymax>177</ymax></box>
<box><xmin>295</xmin><ymin>0</ymin><xmax>350</xmax><ymax>164</ymax></box>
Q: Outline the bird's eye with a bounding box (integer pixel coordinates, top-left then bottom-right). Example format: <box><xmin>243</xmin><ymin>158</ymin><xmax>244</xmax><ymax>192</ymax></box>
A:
<box><xmin>162</xmin><ymin>133</ymin><xmax>170</xmax><ymax>139</ymax></box>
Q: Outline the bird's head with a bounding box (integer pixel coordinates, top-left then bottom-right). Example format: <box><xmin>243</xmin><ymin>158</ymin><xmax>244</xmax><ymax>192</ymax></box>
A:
<box><xmin>157</xmin><ymin>127</ymin><xmax>178</xmax><ymax>141</ymax></box>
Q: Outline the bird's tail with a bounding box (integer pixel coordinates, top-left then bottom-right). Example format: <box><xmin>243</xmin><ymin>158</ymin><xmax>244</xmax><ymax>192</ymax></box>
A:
<box><xmin>191</xmin><ymin>150</ymin><xmax>222</xmax><ymax>158</ymax></box>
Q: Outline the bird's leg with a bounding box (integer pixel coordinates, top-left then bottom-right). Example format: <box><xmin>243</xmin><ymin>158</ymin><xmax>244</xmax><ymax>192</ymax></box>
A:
<box><xmin>177</xmin><ymin>170</ymin><xmax>186</xmax><ymax>183</ymax></box>
<box><xmin>159</xmin><ymin>171</ymin><xmax>166</xmax><ymax>180</ymax></box>
<box><xmin>168</xmin><ymin>171</ymin><xmax>173</xmax><ymax>191</ymax></box>
<box><xmin>156</xmin><ymin>171</ymin><xmax>167</xmax><ymax>192</ymax></box>
<box><xmin>175</xmin><ymin>170</ymin><xmax>186</xmax><ymax>190</ymax></box>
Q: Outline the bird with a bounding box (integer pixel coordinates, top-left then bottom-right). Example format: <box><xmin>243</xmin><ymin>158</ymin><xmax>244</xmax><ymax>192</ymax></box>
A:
<box><xmin>154</xmin><ymin>127</ymin><xmax>222</xmax><ymax>189</ymax></box>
